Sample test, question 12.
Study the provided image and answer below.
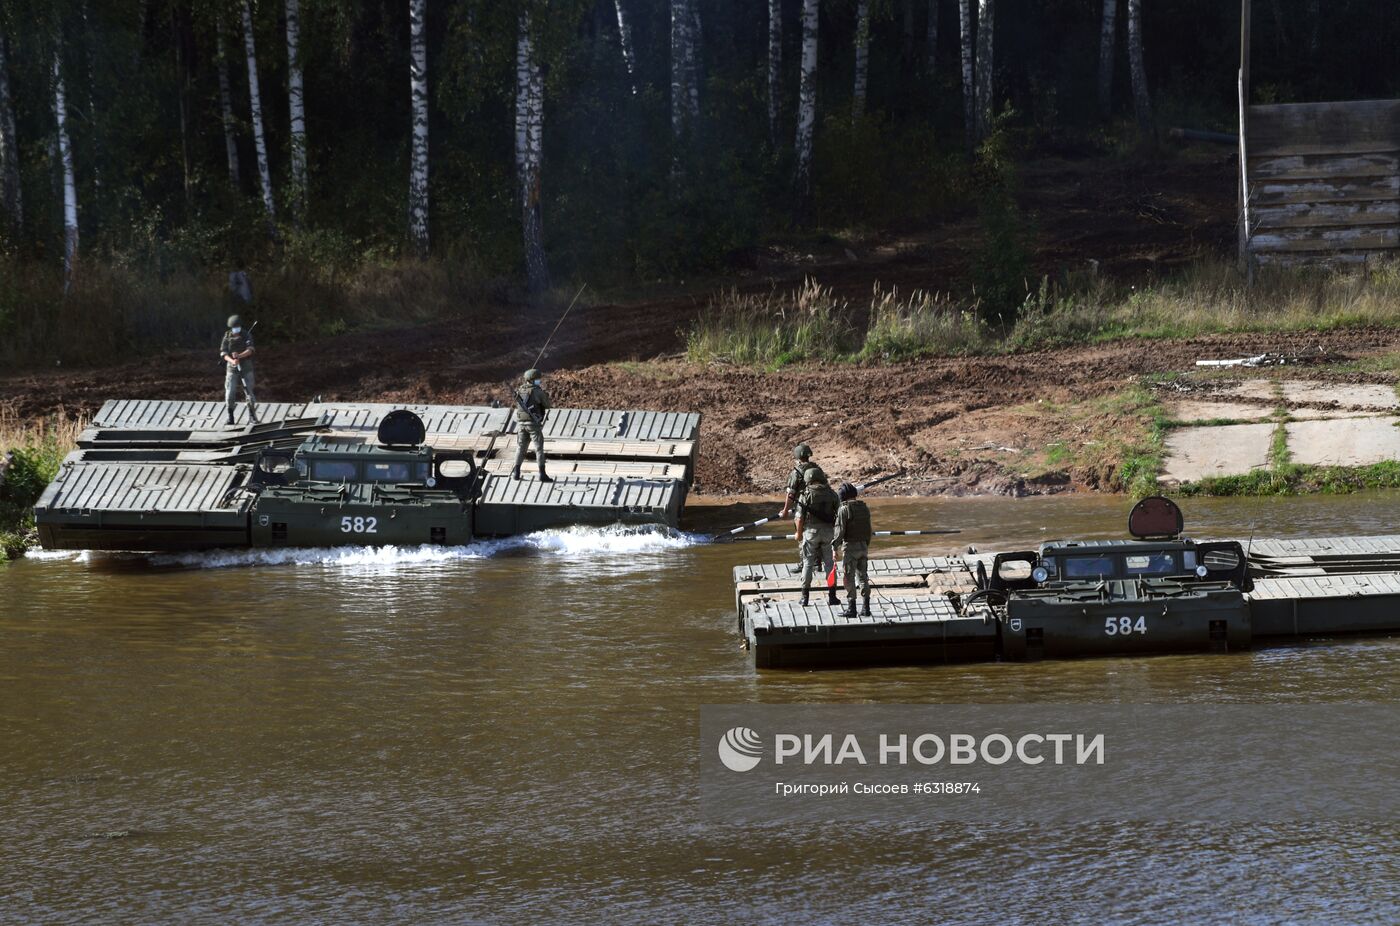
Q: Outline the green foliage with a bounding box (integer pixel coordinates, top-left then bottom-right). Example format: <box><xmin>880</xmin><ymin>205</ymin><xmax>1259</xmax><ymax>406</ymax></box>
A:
<box><xmin>0</xmin><ymin>434</ymin><xmax>66</xmax><ymax>561</ymax></box>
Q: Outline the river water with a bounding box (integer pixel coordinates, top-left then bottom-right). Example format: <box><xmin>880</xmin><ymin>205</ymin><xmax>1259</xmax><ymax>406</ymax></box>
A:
<box><xmin>1</xmin><ymin>493</ymin><xmax>1397</xmax><ymax>924</ymax></box>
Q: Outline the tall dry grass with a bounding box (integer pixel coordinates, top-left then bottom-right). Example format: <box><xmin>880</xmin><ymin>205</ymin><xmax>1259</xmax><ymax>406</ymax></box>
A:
<box><xmin>684</xmin><ymin>258</ymin><xmax>1400</xmax><ymax>365</ymax></box>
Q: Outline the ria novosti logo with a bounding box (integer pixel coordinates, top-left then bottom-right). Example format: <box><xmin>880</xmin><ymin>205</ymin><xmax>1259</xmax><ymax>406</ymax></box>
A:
<box><xmin>717</xmin><ymin>727</ymin><xmax>763</xmax><ymax>772</ymax></box>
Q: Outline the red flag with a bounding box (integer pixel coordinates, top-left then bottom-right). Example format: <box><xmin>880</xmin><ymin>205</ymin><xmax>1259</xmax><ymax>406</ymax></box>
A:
<box><xmin>827</xmin><ymin>563</ymin><xmax>837</xmax><ymax>588</ymax></box>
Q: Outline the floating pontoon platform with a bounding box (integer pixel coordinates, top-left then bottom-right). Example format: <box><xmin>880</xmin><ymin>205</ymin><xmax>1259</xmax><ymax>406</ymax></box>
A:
<box><xmin>35</xmin><ymin>399</ymin><xmax>700</xmax><ymax>551</ymax></box>
<box><xmin>735</xmin><ymin>535</ymin><xmax>1400</xmax><ymax>669</ymax></box>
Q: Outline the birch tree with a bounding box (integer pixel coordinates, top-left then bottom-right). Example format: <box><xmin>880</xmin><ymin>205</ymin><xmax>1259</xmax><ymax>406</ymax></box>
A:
<box><xmin>216</xmin><ymin>28</ymin><xmax>242</xmax><ymax>188</ymax></box>
<box><xmin>408</xmin><ymin>0</ymin><xmax>429</xmax><ymax>258</ymax></box>
<box><xmin>973</xmin><ymin>0</ymin><xmax>994</xmax><ymax>141</ymax></box>
<box><xmin>1096</xmin><ymin>0</ymin><xmax>1116</xmax><ymax>117</ymax></box>
<box><xmin>925</xmin><ymin>0</ymin><xmax>938</xmax><ymax>77</ymax></box>
<box><xmin>1126</xmin><ymin>0</ymin><xmax>1151</xmax><ymax>135</ymax></box>
<box><xmin>515</xmin><ymin>8</ymin><xmax>548</xmax><ymax>294</ymax></box>
<box><xmin>54</xmin><ymin>49</ymin><xmax>78</xmax><ymax>290</ymax></box>
<box><xmin>241</xmin><ymin>1</ymin><xmax>276</xmax><ymax>235</ymax></box>
<box><xmin>852</xmin><ymin>0</ymin><xmax>870</xmax><ymax>124</ymax></box>
<box><xmin>958</xmin><ymin>0</ymin><xmax>974</xmax><ymax>143</ymax></box>
<box><xmin>767</xmin><ymin>0</ymin><xmax>780</xmax><ymax>147</ymax></box>
<box><xmin>0</xmin><ymin>27</ymin><xmax>20</xmax><ymax>231</ymax></box>
<box><xmin>613</xmin><ymin>0</ymin><xmax>637</xmax><ymax>94</ymax></box>
<box><xmin>794</xmin><ymin>0</ymin><xmax>818</xmax><ymax>201</ymax></box>
<box><xmin>285</xmin><ymin>0</ymin><xmax>306</xmax><ymax>222</ymax></box>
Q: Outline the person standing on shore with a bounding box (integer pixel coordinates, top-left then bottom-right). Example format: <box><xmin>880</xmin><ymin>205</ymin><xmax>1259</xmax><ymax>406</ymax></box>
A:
<box><xmin>834</xmin><ymin>482</ymin><xmax>872</xmax><ymax>617</ymax></box>
<box><xmin>220</xmin><ymin>314</ymin><xmax>258</xmax><ymax>426</ymax></box>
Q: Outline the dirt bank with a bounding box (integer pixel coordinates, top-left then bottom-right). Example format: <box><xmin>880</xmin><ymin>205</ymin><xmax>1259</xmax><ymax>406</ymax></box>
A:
<box><xmin>9</xmin><ymin>321</ymin><xmax>1400</xmax><ymax>497</ymax></box>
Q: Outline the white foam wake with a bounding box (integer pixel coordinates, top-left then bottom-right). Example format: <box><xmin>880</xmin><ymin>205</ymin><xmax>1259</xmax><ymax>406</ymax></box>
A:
<box><xmin>142</xmin><ymin>523</ymin><xmax>702</xmax><ymax>570</ymax></box>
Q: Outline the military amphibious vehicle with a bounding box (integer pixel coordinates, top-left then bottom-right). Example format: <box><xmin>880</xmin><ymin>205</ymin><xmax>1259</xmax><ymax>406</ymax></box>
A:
<box><xmin>733</xmin><ymin>497</ymin><xmax>1400</xmax><ymax>668</ymax></box>
<box><xmin>35</xmin><ymin>399</ymin><xmax>699</xmax><ymax>552</ymax></box>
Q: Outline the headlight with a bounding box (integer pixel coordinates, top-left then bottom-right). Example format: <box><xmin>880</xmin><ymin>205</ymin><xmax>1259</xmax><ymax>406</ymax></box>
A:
<box><xmin>1195</xmin><ymin>565</ymin><xmax>1208</xmax><ymax>578</ymax></box>
<box><xmin>426</xmin><ymin>476</ymin><xmax>437</xmax><ymax>488</ymax></box>
<box><xmin>1031</xmin><ymin>566</ymin><xmax>1049</xmax><ymax>583</ymax></box>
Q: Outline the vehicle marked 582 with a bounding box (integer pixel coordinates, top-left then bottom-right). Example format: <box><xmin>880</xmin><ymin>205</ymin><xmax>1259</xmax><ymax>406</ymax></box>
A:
<box><xmin>339</xmin><ymin>516</ymin><xmax>378</xmax><ymax>534</ymax></box>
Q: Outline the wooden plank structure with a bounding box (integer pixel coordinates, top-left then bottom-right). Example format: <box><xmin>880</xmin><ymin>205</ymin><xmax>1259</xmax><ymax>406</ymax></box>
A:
<box><xmin>1238</xmin><ymin>1</ymin><xmax>1400</xmax><ymax>269</ymax></box>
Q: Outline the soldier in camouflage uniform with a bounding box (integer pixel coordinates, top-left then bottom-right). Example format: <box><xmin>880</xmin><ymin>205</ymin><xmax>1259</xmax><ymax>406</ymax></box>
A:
<box><xmin>781</xmin><ymin>443</ymin><xmax>822</xmax><ymax>568</ymax></box>
<box><xmin>219</xmin><ymin>314</ymin><xmax>258</xmax><ymax>426</ymax></box>
<box><xmin>795</xmin><ymin>467</ymin><xmax>841</xmax><ymax>607</ymax></box>
<box><xmin>834</xmin><ymin>482</ymin><xmax>873</xmax><ymax>617</ymax></box>
<box><xmin>511</xmin><ymin>368</ymin><xmax>554</xmax><ymax>483</ymax></box>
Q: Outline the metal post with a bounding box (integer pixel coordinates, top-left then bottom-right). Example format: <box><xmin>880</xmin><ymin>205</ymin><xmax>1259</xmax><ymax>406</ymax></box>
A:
<box><xmin>1238</xmin><ymin>0</ymin><xmax>1254</xmax><ymax>283</ymax></box>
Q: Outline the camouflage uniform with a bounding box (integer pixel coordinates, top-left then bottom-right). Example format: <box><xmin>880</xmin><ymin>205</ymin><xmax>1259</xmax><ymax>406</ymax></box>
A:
<box><xmin>834</xmin><ymin>497</ymin><xmax>873</xmax><ymax>614</ymax></box>
<box><xmin>511</xmin><ymin>376</ymin><xmax>551</xmax><ymax>479</ymax></box>
<box><xmin>219</xmin><ymin>326</ymin><xmax>257</xmax><ymax>423</ymax></box>
<box><xmin>797</xmin><ymin>477</ymin><xmax>840</xmax><ymax>604</ymax></box>
<box><xmin>786</xmin><ymin>460</ymin><xmax>818</xmax><ymax>561</ymax></box>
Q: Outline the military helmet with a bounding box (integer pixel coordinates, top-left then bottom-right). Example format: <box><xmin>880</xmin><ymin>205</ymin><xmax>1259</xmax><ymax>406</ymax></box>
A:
<box><xmin>803</xmin><ymin>465</ymin><xmax>828</xmax><ymax>486</ymax></box>
<box><xmin>838</xmin><ymin>481</ymin><xmax>857</xmax><ymax>501</ymax></box>
<box><xmin>793</xmin><ymin>443</ymin><xmax>812</xmax><ymax>461</ymax></box>
<box><xmin>524</xmin><ymin>368</ymin><xmax>542</xmax><ymax>383</ymax></box>
<box><xmin>227</xmin><ymin>314</ymin><xmax>243</xmax><ymax>329</ymax></box>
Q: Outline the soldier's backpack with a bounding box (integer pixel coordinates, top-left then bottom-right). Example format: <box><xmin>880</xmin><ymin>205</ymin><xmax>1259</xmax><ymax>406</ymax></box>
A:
<box><xmin>802</xmin><ymin>484</ymin><xmax>840</xmax><ymax>524</ymax></box>
<box><xmin>843</xmin><ymin>500</ymin><xmax>873</xmax><ymax>542</ymax></box>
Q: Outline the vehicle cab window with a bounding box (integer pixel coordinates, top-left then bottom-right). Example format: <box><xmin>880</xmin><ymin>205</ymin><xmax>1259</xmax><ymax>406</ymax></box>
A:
<box><xmin>311</xmin><ymin>460</ymin><xmax>358</xmax><ymax>481</ymax></box>
<box><xmin>366</xmin><ymin>461</ymin><xmax>414</xmax><ymax>483</ymax></box>
<box><xmin>1063</xmin><ymin>555</ymin><xmax>1115</xmax><ymax>579</ymax></box>
<box><xmin>1125</xmin><ymin>552</ymin><xmax>1180</xmax><ymax>576</ymax></box>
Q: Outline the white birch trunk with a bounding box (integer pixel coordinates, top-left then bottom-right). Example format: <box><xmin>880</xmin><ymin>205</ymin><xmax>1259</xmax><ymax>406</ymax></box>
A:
<box><xmin>973</xmin><ymin>0</ymin><xmax>994</xmax><ymax>141</ymax></box>
<box><xmin>241</xmin><ymin>1</ymin><xmax>277</xmax><ymax>234</ymax></box>
<box><xmin>1097</xmin><ymin>0</ymin><xmax>1116</xmax><ymax>117</ymax></box>
<box><xmin>767</xmin><ymin>0</ymin><xmax>781</xmax><ymax>147</ymax></box>
<box><xmin>1126</xmin><ymin>0</ymin><xmax>1151</xmax><ymax>134</ymax></box>
<box><xmin>0</xmin><ymin>30</ymin><xmax>21</xmax><ymax>230</ymax></box>
<box><xmin>408</xmin><ymin>0</ymin><xmax>429</xmax><ymax>258</ymax></box>
<box><xmin>515</xmin><ymin>10</ymin><xmax>548</xmax><ymax>294</ymax></box>
<box><xmin>794</xmin><ymin>0</ymin><xmax>818</xmax><ymax>199</ymax></box>
<box><xmin>958</xmin><ymin>0</ymin><xmax>974</xmax><ymax>143</ymax></box>
<box><xmin>925</xmin><ymin>0</ymin><xmax>938</xmax><ymax>77</ymax></box>
<box><xmin>285</xmin><ymin>0</ymin><xmax>307</xmax><ymax>222</ymax></box>
<box><xmin>216</xmin><ymin>29</ymin><xmax>241</xmax><ymax>188</ymax></box>
<box><xmin>54</xmin><ymin>50</ymin><xmax>78</xmax><ymax>290</ymax></box>
<box><xmin>613</xmin><ymin>0</ymin><xmax>637</xmax><ymax>94</ymax></box>
<box><xmin>852</xmin><ymin>0</ymin><xmax>870</xmax><ymax>124</ymax></box>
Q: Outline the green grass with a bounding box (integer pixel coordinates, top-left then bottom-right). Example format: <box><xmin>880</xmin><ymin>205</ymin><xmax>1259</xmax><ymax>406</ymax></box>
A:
<box><xmin>1179</xmin><ymin>461</ymin><xmax>1400</xmax><ymax>497</ymax></box>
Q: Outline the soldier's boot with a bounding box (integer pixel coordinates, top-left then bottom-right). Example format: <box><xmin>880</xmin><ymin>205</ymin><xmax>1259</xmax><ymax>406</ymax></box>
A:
<box><xmin>861</xmin><ymin>595</ymin><xmax>872</xmax><ymax>617</ymax></box>
<box><xmin>538</xmin><ymin>465</ymin><xmax>554</xmax><ymax>484</ymax></box>
<box><xmin>799</xmin><ymin>586</ymin><xmax>810</xmax><ymax>607</ymax></box>
<box><xmin>511</xmin><ymin>467</ymin><xmax>522</xmax><ymax>480</ymax></box>
<box><xmin>226</xmin><ymin>408</ymin><xmax>236</xmax><ymax>426</ymax></box>
<box><xmin>247</xmin><ymin>401</ymin><xmax>259</xmax><ymax>425</ymax></box>
<box><xmin>844</xmin><ymin>598</ymin><xmax>857</xmax><ymax>619</ymax></box>
<box><xmin>827</xmin><ymin>587</ymin><xmax>840</xmax><ymax>607</ymax></box>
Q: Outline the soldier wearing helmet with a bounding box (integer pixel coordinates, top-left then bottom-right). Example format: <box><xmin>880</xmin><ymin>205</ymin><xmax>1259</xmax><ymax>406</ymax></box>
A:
<box><xmin>781</xmin><ymin>443</ymin><xmax>820</xmax><ymax>518</ymax></box>
<box><xmin>510</xmin><ymin>367</ymin><xmax>553</xmax><ymax>482</ymax></box>
<box><xmin>834</xmin><ymin>482</ymin><xmax>873</xmax><ymax>617</ymax></box>
<box><xmin>795</xmin><ymin>466</ymin><xmax>841</xmax><ymax>607</ymax></box>
<box><xmin>219</xmin><ymin>313</ymin><xmax>258</xmax><ymax>426</ymax></box>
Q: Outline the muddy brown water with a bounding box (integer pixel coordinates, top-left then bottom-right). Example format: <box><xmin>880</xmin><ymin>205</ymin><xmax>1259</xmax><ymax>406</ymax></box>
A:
<box><xmin>2</xmin><ymin>494</ymin><xmax>1397</xmax><ymax>924</ymax></box>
